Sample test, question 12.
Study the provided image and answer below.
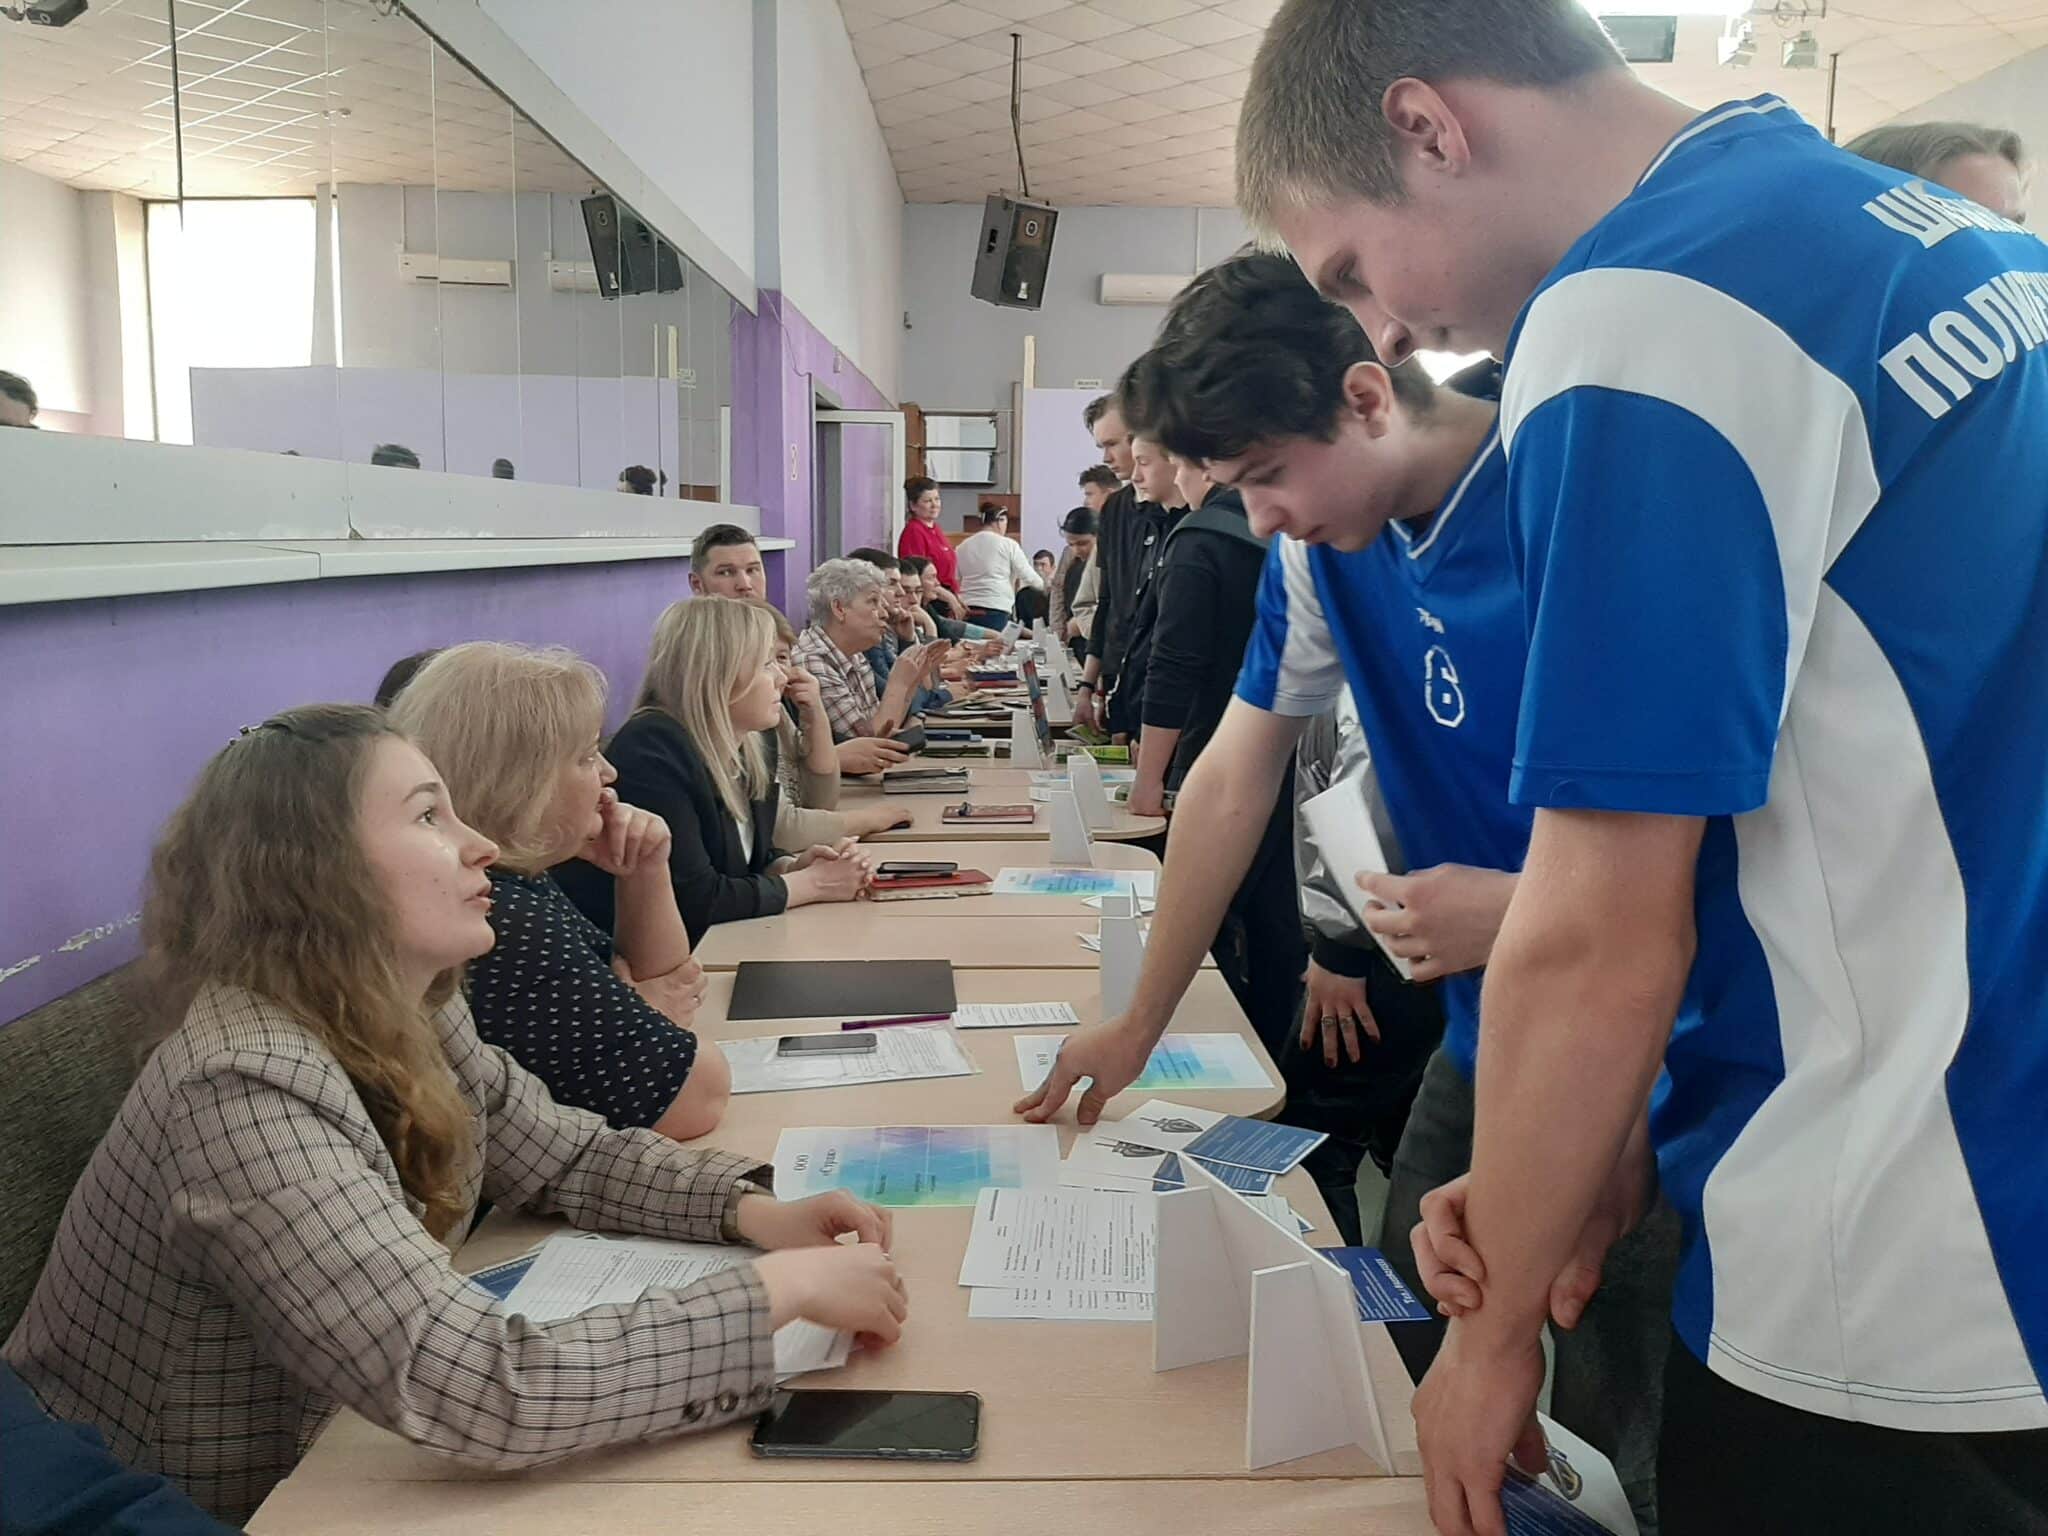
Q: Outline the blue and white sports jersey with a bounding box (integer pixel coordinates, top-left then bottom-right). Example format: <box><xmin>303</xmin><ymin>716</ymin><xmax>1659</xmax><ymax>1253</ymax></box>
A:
<box><xmin>1501</xmin><ymin>95</ymin><xmax>2048</xmax><ymax>1432</ymax></box>
<box><xmin>1236</xmin><ymin>428</ymin><xmax>1530</xmax><ymax>1080</ymax></box>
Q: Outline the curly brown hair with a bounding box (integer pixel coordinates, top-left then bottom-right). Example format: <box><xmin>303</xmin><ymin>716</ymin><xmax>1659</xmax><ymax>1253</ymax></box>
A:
<box><xmin>142</xmin><ymin>704</ymin><xmax>474</xmax><ymax>1237</ymax></box>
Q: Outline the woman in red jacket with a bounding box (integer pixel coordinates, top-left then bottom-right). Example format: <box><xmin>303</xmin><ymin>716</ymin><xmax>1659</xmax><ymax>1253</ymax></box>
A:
<box><xmin>895</xmin><ymin>476</ymin><xmax>963</xmax><ymax>618</ymax></box>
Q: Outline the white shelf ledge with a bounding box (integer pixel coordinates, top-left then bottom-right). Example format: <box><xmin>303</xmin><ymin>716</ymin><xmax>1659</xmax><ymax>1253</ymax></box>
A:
<box><xmin>0</xmin><ymin>536</ymin><xmax>795</xmax><ymax>608</ymax></box>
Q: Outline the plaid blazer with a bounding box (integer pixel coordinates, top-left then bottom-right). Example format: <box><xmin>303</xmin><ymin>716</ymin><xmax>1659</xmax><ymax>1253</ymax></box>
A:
<box><xmin>2</xmin><ymin>984</ymin><xmax>776</xmax><ymax>1523</ymax></box>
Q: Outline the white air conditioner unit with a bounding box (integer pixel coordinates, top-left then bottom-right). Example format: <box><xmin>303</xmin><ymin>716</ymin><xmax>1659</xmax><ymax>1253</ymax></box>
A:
<box><xmin>398</xmin><ymin>251</ymin><xmax>513</xmax><ymax>287</ymax></box>
<box><xmin>1099</xmin><ymin>273</ymin><xmax>1192</xmax><ymax>306</ymax></box>
<box><xmin>548</xmin><ymin>259</ymin><xmax>602</xmax><ymax>293</ymax></box>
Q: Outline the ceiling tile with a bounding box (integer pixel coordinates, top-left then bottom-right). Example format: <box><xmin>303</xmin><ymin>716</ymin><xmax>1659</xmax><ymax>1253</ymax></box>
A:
<box><xmin>922</xmin><ymin>38</ymin><xmax>1017</xmax><ymax>74</ymax></box>
<box><xmin>1152</xmin><ymin>9</ymin><xmax>1256</xmax><ymax>45</ymax></box>
<box><xmin>1150</xmin><ymin>45</ymin><xmax>1245</xmax><ymax>81</ymax></box>
<box><xmin>1032</xmin><ymin>3</ymin><xmax>1129</xmax><ymax>43</ymax></box>
<box><xmin>1088</xmin><ymin>0</ymin><xmax>1202</xmax><ymax>24</ymax></box>
<box><xmin>1092</xmin><ymin>24</ymin><xmax>1191</xmax><ymax>61</ymax></box>
<box><xmin>861</xmin><ymin>54</ymin><xmax>958</xmax><ymax>98</ymax></box>
<box><xmin>910</xmin><ymin>3</ymin><xmax>1012</xmax><ymax>40</ymax></box>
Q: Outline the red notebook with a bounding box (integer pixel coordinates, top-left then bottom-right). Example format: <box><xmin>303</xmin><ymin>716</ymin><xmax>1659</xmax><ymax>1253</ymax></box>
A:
<box><xmin>867</xmin><ymin>868</ymin><xmax>994</xmax><ymax>902</ymax></box>
<box><xmin>941</xmin><ymin>802</ymin><xmax>1037</xmax><ymax>825</ymax></box>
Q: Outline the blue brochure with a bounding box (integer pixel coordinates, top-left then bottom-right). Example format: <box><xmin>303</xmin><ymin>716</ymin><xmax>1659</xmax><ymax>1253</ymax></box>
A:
<box><xmin>1316</xmin><ymin>1246</ymin><xmax>1432</xmax><ymax>1323</ymax></box>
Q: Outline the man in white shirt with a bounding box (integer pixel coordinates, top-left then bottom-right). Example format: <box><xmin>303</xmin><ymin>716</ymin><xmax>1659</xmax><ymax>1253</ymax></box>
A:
<box><xmin>953</xmin><ymin>505</ymin><xmax>1045</xmax><ymax>627</ymax></box>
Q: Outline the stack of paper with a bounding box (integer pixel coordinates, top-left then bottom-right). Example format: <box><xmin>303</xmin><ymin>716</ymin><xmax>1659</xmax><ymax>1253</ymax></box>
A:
<box><xmin>772</xmin><ymin>1124</ymin><xmax>1060</xmax><ymax>1206</ymax></box>
<box><xmin>1013</xmin><ymin>1034</ymin><xmax>1274</xmax><ymax>1094</ymax></box>
<box><xmin>725</xmin><ymin>1027</ymin><xmax>977</xmax><ymax>1095</ymax></box>
<box><xmin>500</xmin><ymin>1232</ymin><xmax>851</xmax><ymax>1379</ymax></box>
<box><xmin>1110</xmin><ymin>1099</ymin><xmax>1327</xmax><ymax>1175</ymax></box>
<box><xmin>950</xmin><ymin>1001</ymin><xmax>1081</xmax><ymax>1030</ymax></box>
<box><xmin>956</xmin><ymin>1185</ymin><xmax>1313</xmax><ymax>1323</ymax></box>
<box><xmin>1059</xmin><ymin>1127</ymin><xmax>1278</xmax><ymax>1195</ymax></box>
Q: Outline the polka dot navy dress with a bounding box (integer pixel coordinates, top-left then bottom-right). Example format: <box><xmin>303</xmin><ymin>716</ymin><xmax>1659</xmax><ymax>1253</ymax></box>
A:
<box><xmin>465</xmin><ymin>868</ymin><xmax>697</xmax><ymax>1129</ymax></box>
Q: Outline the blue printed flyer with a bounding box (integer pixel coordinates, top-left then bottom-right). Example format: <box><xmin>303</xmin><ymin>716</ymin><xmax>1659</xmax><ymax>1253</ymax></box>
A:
<box><xmin>1315</xmin><ymin>1246</ymin><xmax>1433</xmax><ymax>1323</ymax></box>
<box><xmin>1115</xmin><ymin>1098</ymin><xmax>1326</xmax><ymax>1175</ymax></box>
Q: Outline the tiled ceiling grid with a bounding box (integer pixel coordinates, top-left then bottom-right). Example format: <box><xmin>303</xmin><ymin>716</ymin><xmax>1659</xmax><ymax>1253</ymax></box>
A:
<box><xmin>838</xmin><ymin>0</ymin><xmax>2048</xmax><ymax>205</ymax></box>
<box><xmin>0</xmin><ymin>0</ymin><xmax>590</xmax><ymax>199</ymax></box>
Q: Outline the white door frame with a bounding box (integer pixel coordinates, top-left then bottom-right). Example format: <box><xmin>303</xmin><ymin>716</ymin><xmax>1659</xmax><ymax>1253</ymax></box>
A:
<box><xmin>813</xmin><ymin>409</ymin><xmax>909</xmax><ymax>550</ymax></box>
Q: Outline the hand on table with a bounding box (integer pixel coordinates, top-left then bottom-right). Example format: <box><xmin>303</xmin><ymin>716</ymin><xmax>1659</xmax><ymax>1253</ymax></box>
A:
<box><xmin>1300</xmin><ymin>958</ymin><xmax>1379</xmax><ymax>1066</ymax></box>
<box><xmin>838</xmin><ymin>736</ymin><xmax>911</xmax><ymax>776</ymax></box>
<box><xmin>1356</xmin><ymin>865</ymin><xmax>1517</xmax><ymax>983</ymax></box>
<box><xmin>1126</xmin><ymin>768</ymin><xmax>1170</xmax><ymax>818</ymax></box>
<box><xmin>847</xmin><ymin>803</ymin><xmax>915</xmax><ymax>838</ymax></box>
<box><xmin>737</xmin><ymin>1188</ymin><xmax>892</xmax><ymax>1251</ymax></box>
<box><xmin>1013</xmin><ymin>1017</ymin><xmax>1156</xmax><ymax>1126</ymax></box>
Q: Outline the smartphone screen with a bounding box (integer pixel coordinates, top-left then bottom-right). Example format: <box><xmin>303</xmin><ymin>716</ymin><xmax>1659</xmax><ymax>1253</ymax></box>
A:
<box><xmin>776</xmin><ymin>1033</ymin><xmax>877</xmax><ymax>1055</ymax></box>
<box><xmin>877</xmin><ymin>861</ymin><xmax>957</xmax><ymax>877</ymax></box>
<box><xmin>751</xmin><ymin>1389</ymin><xmax>981</xmax><ymax>1461</ymax></box>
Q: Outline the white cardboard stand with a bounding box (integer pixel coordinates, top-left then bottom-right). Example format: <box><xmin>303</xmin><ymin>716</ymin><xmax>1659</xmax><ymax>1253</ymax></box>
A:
<box><xmin>1067</xmin><ymin>750</ymin><xmax>1113</xmax><ymax>830</ymax></box>
<box><xmin>1000</xmin><ymin>620</ymin><xmax>1023</xmax><ymax>648</ymax></box>
<box><xmin>1047</xmin><ymin>790</ymin><xmax>1094</xmax><ymax>865</ymax></box>
<box><xmin>1154</xmin><ymin>1158</ymin><xmax>1394</xmax><ymax>1475</ymax></box>
<box><xmin>1009</xmin><ymin>707</ymin><xmax>1046</xmax><ymax>769</ymax></box>
<box><xmin>1097</xmin><ymin>893</ymin><xmax>1144</xmax><ymax>1016</ymax></box>
<box><xmin>1051</xmin><ymin>667</ymin><xmax>1074</xmax><ymax>714</ymax></box>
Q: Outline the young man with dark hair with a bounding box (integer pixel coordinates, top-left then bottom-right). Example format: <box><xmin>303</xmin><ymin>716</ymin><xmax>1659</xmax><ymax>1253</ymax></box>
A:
<box><xmin>1077</xmin><ymin>463</ymin><xmax>1120</xmax><ymax>512</ymax></box>
<box><xmin>689</xmin><ymin>524</ymin><xmax>766</xmax><ymax>599</ymax></box>
<box><xmin>370</xmin><ymin>442</ymin><xmax>421</xmax><ymax>469</ymax></box>
<box><xmin>1072</xmin><ymin>396</ymin><xmax>1141</xmax><ymax>734</ymax></box>
<box><xmin>1099</xmin><ymin>430</ymin><xmax>1189</xmax><ymax>739</ymax></box>
<box><xmin>616</xmin><ymin>463</ymin><xmax>658</xmax><ymax>494</ymax></box>
<box><xmin>1846</xmin><ymin>119</ymin><xmax>2030</xmax><ymax>222</ymax></box>
<box><xmin>0</xmin><ymin>370</ymin><xmax>37</xmax><ymax>429</ymax></box>
<box><xmin>896</xmin><ymin>475</ymin><xmax>964</xmax><ymax>618</ymax></box>
<box><xmin>1240</xmin><ymin>4</ymin><xmax>2048</xmax><ymax>1530</ymax></box>
<box><xmin>1019</xmin><ymin>250</ymin><xmax>1678</xmax><ymax>1531</ymax></box>
<box><xmin>1048</xmin><ymin>507</ymin><xmax>1097</xmax><ymax>655</ymax></box>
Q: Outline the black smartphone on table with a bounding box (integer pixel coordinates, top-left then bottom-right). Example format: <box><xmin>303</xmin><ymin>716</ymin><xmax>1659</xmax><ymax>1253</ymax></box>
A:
<box><xmin>775</xmin><ymin>1032</ymin><xmax>877</xmax><ymax>1055</ymax></box>
<box><xmin>876</xmin><ymin>861</ymin><xmax>957</xmax><ymax>877</ymax></box>
<box><xmin>750</xmin><ymin>1388</ymin><xmax>981</xmax><ymax>1462</ymax></box>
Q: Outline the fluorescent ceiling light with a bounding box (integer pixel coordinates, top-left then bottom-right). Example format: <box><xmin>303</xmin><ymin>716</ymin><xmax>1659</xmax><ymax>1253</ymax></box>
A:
<box><xmin>1582</xmin><ymin>1</ymin><xmax>1749</xmax><ymax>14</ymax></box>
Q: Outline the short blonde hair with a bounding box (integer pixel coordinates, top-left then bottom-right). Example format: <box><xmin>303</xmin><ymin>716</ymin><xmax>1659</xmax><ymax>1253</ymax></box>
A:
<box><xmin>388</xmin><ymin>642</ymin><xmax>607</xmax><ymax>874</ymax></box>
<box><xmin>637</xmin><ymin>597</ymin><xmax>775</xmax><ymax>824</ymax></box>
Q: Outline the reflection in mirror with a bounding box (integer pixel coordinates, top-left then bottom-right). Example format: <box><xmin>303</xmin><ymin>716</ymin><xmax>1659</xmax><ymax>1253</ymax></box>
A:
<box><xmin>1</xmin><ymin>0</ymin><xmax>738</xmax><ymax>522</ymax></box>
<box><xmin>0</xmin><ymin>0</ymin><xmax>181</xmax><ymax>440</ymax></box>
<box><xmin>925</xmin><ymin>411</ymin><xmax>999</xmax><ymax>487</ymax></box>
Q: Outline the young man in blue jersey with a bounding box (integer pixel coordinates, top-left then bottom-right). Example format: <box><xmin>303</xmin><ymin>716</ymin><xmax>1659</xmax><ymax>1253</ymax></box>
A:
<box><xmin>1018</xmin><ymin>250</ymin><xmax>1678</xmax><ymax>1530</ymax></box>
<box><xmin>1237</xmin><ymin>3</ymin><xmax>2048</xmax><ymax>1532</ymax></box>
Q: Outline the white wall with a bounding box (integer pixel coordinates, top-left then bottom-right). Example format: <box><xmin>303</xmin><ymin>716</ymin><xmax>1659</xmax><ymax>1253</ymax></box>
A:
<box><xmin>1877</xmin><ymin>45</ymin><xmax>2048</xmax><ymax>226</ymax></box>
<box><xmin>454</xmin><ymin>0</ymin><xmax>757</xmax><ymax>295</ymax></box>
<box><xmin>0</xmin><ymin>161</ymin><xmax>98</xmax><ymax>425</ymax></box>
<box><xmin>773</xmin><ymin>0</ymin><xmax>904</xmax><ymax>401</ymax></box>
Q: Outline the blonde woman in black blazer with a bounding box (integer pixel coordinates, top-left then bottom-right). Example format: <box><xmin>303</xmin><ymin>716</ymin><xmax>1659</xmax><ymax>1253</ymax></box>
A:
<box><xmin>557</xmin><ymin>597</ymin><xmax>873</xmax><ymax>944</ymax></box>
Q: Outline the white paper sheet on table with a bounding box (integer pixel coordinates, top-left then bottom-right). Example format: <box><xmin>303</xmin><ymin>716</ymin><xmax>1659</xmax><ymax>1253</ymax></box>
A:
<box><xmin>951</xmin><ymin>1001</ymin><xmax>1081</xmax><ymax>1029</ymax></box>
<box><xmin>958</xmin><ymin>1187</ymin><xmax>1157</xmax><ymax>1289</ymax></box>
<box><xmin>992</xmin><ymin>868</ymin><xmax>1156</xmax><ymax>897</ymax></box>
<box><xmin>772</xmin><ymin>1124</ymin><xmax>1061</xmax><ymax>1205</ymax></box>
<box><xmin>967</xmin><ymin>1283</ymin><xmax>1155</xmax><ymax>1321</ymax></box>
<box><xmin>1081</xmin><ymin>893</ymin><xmax>1156</xmax><ymax>913</ymax></box>
<box><xmin>1013</xmin><ymin>1033</ymin><xmax>1274</xmax><ymax>1094</ymax></box>
<box><xmin>501</xmin><ymin>1232</ymin><xmax>850</xmax><ymax>1379</ymax></box>
<box><xmin>725</xmin><ymin>1027</ymin><xmax>978</xmax><ymax>1094</ymax></box>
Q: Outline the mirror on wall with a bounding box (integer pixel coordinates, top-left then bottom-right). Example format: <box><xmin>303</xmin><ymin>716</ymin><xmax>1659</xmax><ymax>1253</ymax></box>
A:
<box><xmin>924</xmin><ymin>410</ymin><xmax>999</xmax><ymax>487</ymax></box>
<box><xmin>0</xmin><ymin>0</ymin><xmax>737</xmax><ymax>526</ymax></box>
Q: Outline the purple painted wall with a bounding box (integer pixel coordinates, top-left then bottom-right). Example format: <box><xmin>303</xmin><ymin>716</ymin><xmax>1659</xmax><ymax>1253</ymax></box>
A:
<box><xmin>0</xmin><ymin>559</ymin><xmax>693</xmax><ymax>1026</ymax></box>
<box><xmin>731</xmin><ymin>289</ymin><xmax>893</xmax><ymax>616</ymax></box>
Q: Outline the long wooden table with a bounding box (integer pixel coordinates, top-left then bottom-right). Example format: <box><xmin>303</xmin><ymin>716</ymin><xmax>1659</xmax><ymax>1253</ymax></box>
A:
<box><xmin>248</xmin><ymin>835</ymin><xmax>1426</xmax><ymax>1534</ymax></box>
<box><xmin>852</xmin><ymin>792</ymin><xmax>1163</xmax><ymax>844</ymax></box>
<box><xmin>258</xmin><ymin>971</ymin><xmax>1419</xmax><ymax>1512</ymax></box>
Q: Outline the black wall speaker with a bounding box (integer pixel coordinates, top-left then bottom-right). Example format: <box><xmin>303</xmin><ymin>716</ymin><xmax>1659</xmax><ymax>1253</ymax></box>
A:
<box><xmin>970</xmin><ymin>193</ymin><xmax>1058</xmax><ymax>310</ymax></box>
<box><xmin>581</xmin><ymin>194</ymin><xmax>684</xmax><ymax>299</ymax></box>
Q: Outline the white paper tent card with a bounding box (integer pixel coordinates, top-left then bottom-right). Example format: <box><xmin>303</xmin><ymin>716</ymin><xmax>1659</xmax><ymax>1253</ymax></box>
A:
<box><xmin>1153</xmin><ymin>1157</ymin><xmax>1393</xmax><ymax>1474</ymax></box>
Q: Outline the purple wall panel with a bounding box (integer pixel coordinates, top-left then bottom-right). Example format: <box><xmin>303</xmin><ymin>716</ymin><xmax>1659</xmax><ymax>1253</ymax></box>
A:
<box><xmin>729</xmin><ymin>289</ymin><xmax>891</xmax><ymax>615</ymax></box>
<box><xmin>0</xmin><ymin>559</ymin><xmax>692</xmax><ymax>1026</ymax></box>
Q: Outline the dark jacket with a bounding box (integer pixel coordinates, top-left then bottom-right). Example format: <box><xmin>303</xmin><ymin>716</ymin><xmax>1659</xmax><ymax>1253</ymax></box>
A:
<box><xmin>1086</xmin><ymin>483</ymin><xmax>1142</xmax><ymax>689</ymax></box>
<box><xmin>1138</xmin><ymin>486</ymin><xmax>1266</xmax><ymax>784</ymax></box>
<box><xmin>0</xmin><ymin>1362</ymin><xmax>243</xmax><ymax>1535</ymax></box>
<box><xmin>555</xmin><ymin>708</ymin><xmax>786</xmax><ymax>944</ymax></box>
<box><xmin>1105</xmin><ymin>498</ymin><xmax>1187</xmax><ymax>737</ymax></box>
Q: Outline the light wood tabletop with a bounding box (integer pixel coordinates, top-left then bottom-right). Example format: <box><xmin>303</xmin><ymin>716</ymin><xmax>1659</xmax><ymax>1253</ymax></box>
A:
<box><xmin>693</xmin><ymin>909</ymin><xmax>1200</xmax><ymax>970</ymax></box>
<box><xmin>249</xmin><ymin>1474</ymin><xmax>1433</xmax><ymax>1535</ymax></box>
<box><xmin>852</xmin><ymin>792</ymin><xmax>1163</xmax><ymax>844</ymax></box>
<box><xmin>691</xmin><ymin>967</ymin><xmax>1268</xmax><ymax>1122</ymax></box>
